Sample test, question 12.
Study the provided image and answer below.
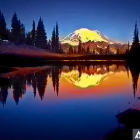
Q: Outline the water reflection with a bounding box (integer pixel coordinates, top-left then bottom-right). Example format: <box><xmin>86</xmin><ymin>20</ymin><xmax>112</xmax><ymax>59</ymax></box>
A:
<box><xmin>129</xmin><ymin>63</ymin><xmax>140</xmax><ymax>98</ymax></box>
<box><xmin>0</xmin><ymin>62</ymin><xmax>140</xmax><ymax>140</ymax></box>
<box><xmin>0</xmin><ymin>62</ymin><xmax>139</xmax><ymax>106</ymax></box>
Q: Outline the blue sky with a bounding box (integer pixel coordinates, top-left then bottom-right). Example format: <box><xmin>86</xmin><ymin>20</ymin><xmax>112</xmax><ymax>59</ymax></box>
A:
<box><xmin>0</xmin><ymin>0</ymin><xmax>140</xmax><ymax>43</ymax></box>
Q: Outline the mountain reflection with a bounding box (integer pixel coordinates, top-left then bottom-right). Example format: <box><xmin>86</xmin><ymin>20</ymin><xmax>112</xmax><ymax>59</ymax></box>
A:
<box><xmin>0</xmin><ymin>62</ymin><xmax>139</xmax><ymax>105</ymax></box>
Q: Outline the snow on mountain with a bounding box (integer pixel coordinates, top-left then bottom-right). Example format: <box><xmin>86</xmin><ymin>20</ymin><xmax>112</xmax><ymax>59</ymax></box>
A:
<box><xmin>61</xmin><ymin>28</ymin><xmax>115</xmax><ymax>46</ymax></box>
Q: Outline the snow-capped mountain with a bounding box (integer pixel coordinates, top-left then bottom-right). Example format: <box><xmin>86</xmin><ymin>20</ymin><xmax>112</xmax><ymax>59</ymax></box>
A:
<box><xmin>61</xmin><ymin>28</ymin><xmax>116</xmax><ymax>46</ymax></box>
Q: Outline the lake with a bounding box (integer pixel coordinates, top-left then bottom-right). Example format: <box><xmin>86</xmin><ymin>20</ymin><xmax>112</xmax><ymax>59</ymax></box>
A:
<box><xmin>0</xmin><ymin>62</ymin><xmax>140</xmax><ymax>140</ymax></box>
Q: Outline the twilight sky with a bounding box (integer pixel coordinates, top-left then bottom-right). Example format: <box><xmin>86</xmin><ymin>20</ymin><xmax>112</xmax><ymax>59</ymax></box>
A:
<box><xmin>0</xmin><ymin>0</ymin><xmax>140</xmax><ymax>43</ymax></box>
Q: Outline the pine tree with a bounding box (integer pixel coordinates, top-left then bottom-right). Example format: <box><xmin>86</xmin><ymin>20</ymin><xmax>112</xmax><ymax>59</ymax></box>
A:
<box><xmin>55</xmin><ymin>22</ymin><xmax>59</xmax><ymax>52</ymax></box>
<box><xmin>133</xmin><ymin>21</ymin><xmax>139</xmax><ymax>44</ymax></box>
<box><xmin>51</xmin><ymin>26</ymin><xmax>56</xmax><ymax>52</ymax></box>
<box><xmin>0</xmin><ymin>11</ymin><xmax>7</xmax><ymax>40</ymax></box>
<box><xmin>130</xmin><ymin>21</ymin><xmax>140</xmax><ymax>53</ymax></box>
<box><xmin>11</xmin><ymin>12</ymin><xmax>21</xmax><ymax>43</ymax></box>
<box><xmin>31</xmin><ymin>20</ymin><xmax>36</xmax><ymax>46</ymax></box>
<box><xmin>35</xmin><ymin>17</ymin><xmax>47</xmax><ymax>49</ymax></box>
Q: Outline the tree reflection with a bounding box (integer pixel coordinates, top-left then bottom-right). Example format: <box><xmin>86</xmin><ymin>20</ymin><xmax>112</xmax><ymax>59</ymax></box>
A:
<box><xmin>0</xmin><ymin>78</ymin><xmax>11</xmax><ymax>106</ymax></box>
<box><xmin>31</xmin><ymin>73</ymin><xmax>37</xmax><ymax>98</ymax></box>
<box><xmin>51</xmin><ymin>66</ymin><xmax>62</xmax><ymax>96</ymax></box>
<box><xmin>12</xmin><ymin>76</ymin><xmax>26</xmax><ymax>104</ymax></box>
<box><xmin>0</xmin><ymin>62</ymin><xmax>139</xmax><ymax>105</ymax></box>
<box><xmin>0</xmin><ymin>85</ymin><xmax>9</xmax><ymax>106</ymax></box>
<box><xmin>129</xmin><ymin>62</ymin><xmax>140</xmax><ymax>98</ymax></box>
<box><xmin>36</xmin><ymin>70</ymin><xmax>48</xmax><ymax>100</ymax></box>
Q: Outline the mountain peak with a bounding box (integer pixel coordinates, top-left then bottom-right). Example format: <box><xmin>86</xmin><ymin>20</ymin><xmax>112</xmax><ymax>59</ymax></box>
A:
<box><xmin>61</xmin><ymin>28</ymin><xmax>115</xmax><ymax>46</ymax></box>
<box><xmin>75</xmin><ymin>28</ymin><xmax>91</xmax><ymax>32</ymax></box>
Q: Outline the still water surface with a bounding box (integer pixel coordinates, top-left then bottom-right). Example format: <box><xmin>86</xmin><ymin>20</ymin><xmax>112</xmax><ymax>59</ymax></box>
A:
<box><xmin>0</xmin><ymin>63</ymin><xmax>140</xmax><ymax>140</ymax></box>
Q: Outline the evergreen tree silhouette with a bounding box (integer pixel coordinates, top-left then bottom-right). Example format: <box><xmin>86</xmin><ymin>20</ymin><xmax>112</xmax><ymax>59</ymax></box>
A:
<box><xmin>55</xmin><ymin>22</ymin><xmax>60</xmax><ymax>52</ymax></box>
<box><xmin>31</xmin><ymin>20</ymin><xmax>36</xmax><ymax>46</ymax></box>
<box><xmin>51</xmin><ymin>26</ymin><xmax>56</xmax><ymax>52</ymax></box>
<box><xmin>36</xmin><ymin>17</ymin><xmax>47</xmax><ymax>49</ymax></box>
<box><xmin>133</xmin><ymin>21</ymin><xmax>139</xmax><ymax>44</ymax></box>
<box><xmin>11</xmin><ymin>12</ymin><xmax>21</xmax><ymax>44</ymax></box>
<box><xmin>130</xmin><ymin>21</ymin><xmax>140</xmax><ymax>55</ymax></box>
<box><xmin>0</xmin><ymin>10</ymin><xmax>7</xmax><ymax>40</ymax></box>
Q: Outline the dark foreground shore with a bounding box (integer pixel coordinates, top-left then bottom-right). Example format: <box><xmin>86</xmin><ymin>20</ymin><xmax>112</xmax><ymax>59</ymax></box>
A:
<box><xmin>0</xmin><ymin>53</ymin><xmax>127</xmax><ymax>66</ymax></box>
